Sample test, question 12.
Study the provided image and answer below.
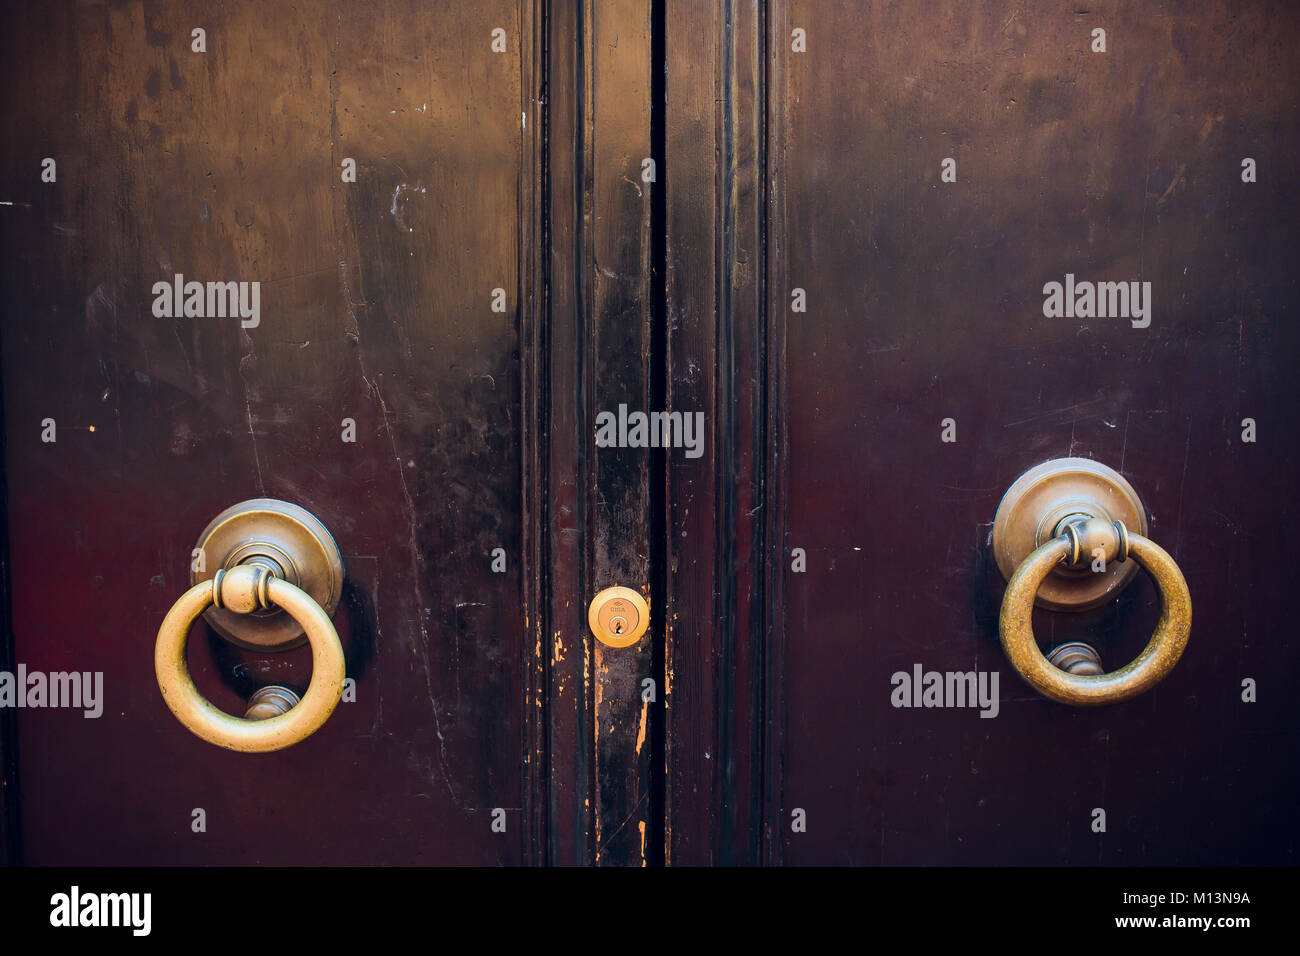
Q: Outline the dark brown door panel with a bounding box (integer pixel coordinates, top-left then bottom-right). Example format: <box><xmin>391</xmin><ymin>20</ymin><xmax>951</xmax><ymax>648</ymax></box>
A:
<box><xmin>763</xmin><ymin>0</ymin><xmax>1299</xmax><ymax>865</ymax></box>
<box><xmin>1</xmin><ymin>0</ymin><xmax>536</xmax><ymax>865</ymax></box>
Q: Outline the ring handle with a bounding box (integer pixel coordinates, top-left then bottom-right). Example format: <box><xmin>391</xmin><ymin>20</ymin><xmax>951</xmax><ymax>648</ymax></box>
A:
<box><xmin>155</xmin><ymin>563</ymin><xmax>346</xmax><ymax>751</ymax></box>
<box><xmin>999</xmin><ymin>518</ymin><xmax>1191</xmax><ymax>706</ymax></box>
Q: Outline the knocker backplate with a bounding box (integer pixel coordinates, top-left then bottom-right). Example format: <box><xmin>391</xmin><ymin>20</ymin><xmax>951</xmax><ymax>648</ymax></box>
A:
<box><xmin>190</xmin><ymin>499</ymin><xmax>344</xmax><ymax>651</ymax></box>
<box><xmin>992</xmin><ymin>458</ymin><xmax>1148</xmax><ymax>611</ymax></box>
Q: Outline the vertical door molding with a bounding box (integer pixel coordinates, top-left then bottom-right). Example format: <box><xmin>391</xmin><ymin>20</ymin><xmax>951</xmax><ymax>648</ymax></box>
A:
<box><xmin>663</xmin><ymin>0</ymin><xmax>785</xmax><ymax>865</ymax></box>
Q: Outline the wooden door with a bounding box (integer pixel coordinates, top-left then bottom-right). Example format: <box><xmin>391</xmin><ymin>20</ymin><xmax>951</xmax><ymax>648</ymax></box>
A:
<box><xmin>3</xmin><ymin>0</ymin><xmax>1297</xmax><ymax>870</ymax></box>
<box><xmin>663</xmin><ymin>0</ymin><xmax>1300</xmax><ymax>865</ymax></box>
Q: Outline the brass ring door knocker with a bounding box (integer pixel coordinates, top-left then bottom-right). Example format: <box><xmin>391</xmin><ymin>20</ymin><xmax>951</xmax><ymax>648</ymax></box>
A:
<box><xmin>154</xmin><ymin>499</ymin><xmax>346</xmax><ymax>751</ymax></box>
<box><xmin>992</xmin><ymin>458</ymin><xmax>1192</xmax><ymax>706</ymax></box>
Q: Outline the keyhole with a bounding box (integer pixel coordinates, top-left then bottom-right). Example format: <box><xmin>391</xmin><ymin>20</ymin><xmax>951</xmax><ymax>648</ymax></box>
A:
<box><xmin>610</xmin><ymin>616</ymin><xmax>626</xmax><ymax>635</ymax></box>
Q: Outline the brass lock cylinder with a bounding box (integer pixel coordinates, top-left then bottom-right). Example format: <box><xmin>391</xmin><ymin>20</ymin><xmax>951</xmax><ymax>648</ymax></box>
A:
<box><xmin>588</xmin><ymin>587</ymin><xmax>650</xmax><ymax>648</ymax></box>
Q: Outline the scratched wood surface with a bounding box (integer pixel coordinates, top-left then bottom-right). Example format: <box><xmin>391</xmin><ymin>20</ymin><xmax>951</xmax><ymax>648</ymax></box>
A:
<box><xmin>577</xmin><ymin>0</ymin><xmax>655</xmax><ymax>868</ymax></box>
<box><xmin>0</xmin><ymin>0</ymin><xmax>536</xmax><ymax>863</ymax></box>
<box><xmin>582</xmin><ymin>0</ymin><xmax>657</xmax><ymax>868</ymax></box>
<box><xmin>545</xmin><ymin>0</ymin><xmax>657</xmax><ymax>866</ymax></box>
<box><xmin>770</xmin><ymin>0</ymin><xmax>1300</xmax><ymax>863</ymax></box>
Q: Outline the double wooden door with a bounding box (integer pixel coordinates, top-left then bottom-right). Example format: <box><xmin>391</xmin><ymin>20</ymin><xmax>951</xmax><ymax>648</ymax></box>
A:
<box><xmin>1</xmin><ymin>1</ymin><xmax>1295</xmax><ymax>866</ymax></box>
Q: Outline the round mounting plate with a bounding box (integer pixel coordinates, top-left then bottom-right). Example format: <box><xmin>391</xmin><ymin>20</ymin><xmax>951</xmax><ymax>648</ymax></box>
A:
<box><xmin>992</xmin><ymin>458</ymin><xmax>1147</xmax><ymax>611</ymax></box>
<box><xmin>191</xmin><ymin>498</ymin><xmax>343</xmax><ymax>651</ymax></box>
